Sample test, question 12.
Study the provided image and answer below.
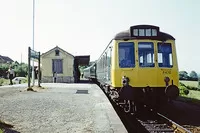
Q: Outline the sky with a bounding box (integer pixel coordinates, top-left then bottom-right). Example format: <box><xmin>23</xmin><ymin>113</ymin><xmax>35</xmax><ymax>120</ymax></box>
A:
<box><xmin>0</xmin><ymin>0</ymin><xmax>200</xmax><ymax>73</ymax></box>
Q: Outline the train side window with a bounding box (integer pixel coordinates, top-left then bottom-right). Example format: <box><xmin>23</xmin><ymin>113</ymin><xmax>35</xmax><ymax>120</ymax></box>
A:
<box><xmin>105</xmin><ymin>52</ymin><xmax>107</xmax><ymax>67</ymax></box>
<box><xmin>103</xmin><ymin>55</ymin><xmax>104</xmax><ymax>68</ymax></box>
<box><xmin>118</xmin><ymin>42</ymin><xmax>135</xmax><ymax>68</ymax></box>
<box><xmin>101</xmin><ymin>57</ymin><xmax>103</xmax><ymax>71</ymax></box>
<box><xmin>157</xmin><ymin>43</ymin><xmax>173</xmax><ymax>68</ymax></box>
<box><xmin>138</xmin><ymin>42</ymin><xmax>155</xmax><ymax>67</ymax></box>
<box><xmin>107</xmin><ymin>48</ymin><xmax>111</xmax><ymax>66</ymax></box>
<box><xmin>99</xmin><ymin>58</ymin><xmax>101</xmax><ymax>71</ymax></box>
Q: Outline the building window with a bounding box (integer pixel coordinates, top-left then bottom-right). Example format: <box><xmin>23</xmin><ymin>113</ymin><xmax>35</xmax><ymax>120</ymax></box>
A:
<box><xmin>55</xmin><ymin>49</ymin><xmax>60</xmax><ymax>56</ymax></box>
<box><xmin>52</xmin><ymin>59</ymin><xmax>63</xmax><ymax>73</ymax></box>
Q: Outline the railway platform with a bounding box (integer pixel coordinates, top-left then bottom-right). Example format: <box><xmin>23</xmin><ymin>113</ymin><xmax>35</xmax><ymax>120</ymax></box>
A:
<box><xmin>0</xmin><ymin>80</ymin><xmax>127</xmax><ymax>133</ymax></box>
<box><xmin>43</xmin><ymin>81</ymin><xmax>127</xmax><ymax>133</ymax></box>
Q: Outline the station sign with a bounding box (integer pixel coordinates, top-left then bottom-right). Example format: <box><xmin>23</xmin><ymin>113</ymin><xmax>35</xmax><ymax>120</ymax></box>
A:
<box><xmin>28</xmin><ymin>47</ymin><xmax>41</xmax><ymax>87</ymax></box>
<box><xmin>30</xmin><ymin>49</ymin><xmax>39</xmax><ymax>59</ymax></box>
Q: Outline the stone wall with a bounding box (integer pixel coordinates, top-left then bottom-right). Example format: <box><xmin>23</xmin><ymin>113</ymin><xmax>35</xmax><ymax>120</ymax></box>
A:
<box><xmin>42</xmin><ymin>76</ymin><xmax>74</xmax><ymax>83</ymax></box>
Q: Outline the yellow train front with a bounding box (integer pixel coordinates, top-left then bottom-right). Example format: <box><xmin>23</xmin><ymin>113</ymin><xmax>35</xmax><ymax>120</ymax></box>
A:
<box><xmin>96</xmin><ymin>25</ymin><xmax>179</xmax><ymax>112</ymax></box>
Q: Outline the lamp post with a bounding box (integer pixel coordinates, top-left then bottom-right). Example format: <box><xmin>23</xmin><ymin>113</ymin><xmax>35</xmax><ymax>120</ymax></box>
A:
<box><xmin>32</xmin><ymin>0</ymin><xmax>35</xmax><ymax>86</ymax></box>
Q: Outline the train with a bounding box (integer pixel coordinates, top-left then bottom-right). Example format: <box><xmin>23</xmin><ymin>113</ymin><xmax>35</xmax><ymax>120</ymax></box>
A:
<box><xmin>82</xmin><ymin>63</ymin><xmax>96</xmax><ymax>81</ymax></box>
<box><xmin>84</xmin><ymin>25</ymin><xmax>179</xmax><ymax>113</ymax></box>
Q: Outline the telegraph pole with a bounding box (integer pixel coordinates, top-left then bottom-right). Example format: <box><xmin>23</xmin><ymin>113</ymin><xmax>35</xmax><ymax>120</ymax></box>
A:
<box><xmin>32</xmin><ymin>0</ymin><xmax>35</xmax><ymax>86</ymax></box>
<box><xmin>21</xmin><ymin>53</ymin><xmax>22</xmax><ymax>64</ymax></box>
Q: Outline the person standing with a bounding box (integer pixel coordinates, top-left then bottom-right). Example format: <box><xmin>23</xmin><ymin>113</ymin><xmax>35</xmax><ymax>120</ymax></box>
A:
<box><xmin>77</xmin><ymin>69</ymin><xmax>80</xmax><ymax>83</ymax></box>
<box><xmin>8</xmin><ymin>66</ymin><xmax>15</xmax><ymax>85</ymax></box>
<box><xmin>53</xmin><ymin>71</ymin><xmax>57</xmax><ymax>83</ymax></box>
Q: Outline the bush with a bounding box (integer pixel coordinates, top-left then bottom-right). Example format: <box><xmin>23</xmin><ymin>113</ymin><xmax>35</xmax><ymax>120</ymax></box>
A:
<box><xmin>179</xmin><ymin>82</ymin><xmax>186</xmax><ymax>87</ymax></box>
<box><xmin>0</xmin><ymin>63</ymin><xmax>28</xmax><ymax>78</ymax></box>
<box><xmin>0</xmin><ymin>78</ymin><xmax>3</xmax><ymax>86</ymax></box>
<box><xmin>186</xmin><ymin>85</ymin><xmax>199</xmax><ymax>91</ymax></box>
<box><xmin>0</xmin><ymin>78</ymin><xmax>9</xmax><ymax>86</ymax></box>
<box><xmin>183</xmin><ymin>89</ymin><xmax>189</xmax><ymax>95</ymax></box>
<box><xmin>179</xmin><ymin>82</ymin><xmax>190</xmax><ymax>96</ymax></box>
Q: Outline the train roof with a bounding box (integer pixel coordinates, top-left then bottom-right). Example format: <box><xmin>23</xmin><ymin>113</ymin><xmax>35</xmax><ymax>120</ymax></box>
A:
<box><xmin>83</xmin><ymin>63</ymin><xmax>96</xmax><ymax>70</ymax></box>
<box><xmin>114</xmin><ymin>25</ymin><xmax>175</xmax><ymax>41</ymax></box>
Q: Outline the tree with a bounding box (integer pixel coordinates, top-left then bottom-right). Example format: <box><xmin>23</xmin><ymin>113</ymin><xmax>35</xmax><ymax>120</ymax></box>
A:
<box><xmin>0</xmin><ymin>64</ymin><xmax>10</xmax><ymax>78</ymax></box>
<box><xmin>0</xmin><ymin>62</ymin><xmax>28</xmax><ymax>78</ymax></box>
<box><xmin>179</xmin><ymin>71</ymin><xmax>189</xmax><ymax>80</ymax></box>
<box><xmin>189</xmin><ymin>71</ymin><xmax>198</xmax><ymax>81</ymax></box>
<box><xmin>14</xmin><ymin>63</ymin><xmax>28</xmax><ymax>77</ymax></box>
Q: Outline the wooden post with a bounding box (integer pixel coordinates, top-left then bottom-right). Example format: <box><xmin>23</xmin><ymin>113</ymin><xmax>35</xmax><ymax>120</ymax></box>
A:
<box><xmin>38</xmin><ymin>52</ymin><xmax>41</xmax><ymax>87</ymax></box>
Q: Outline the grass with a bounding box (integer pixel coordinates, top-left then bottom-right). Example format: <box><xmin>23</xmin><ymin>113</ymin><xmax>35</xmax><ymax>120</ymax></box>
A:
<box><xmin>180</xmin><ymin>80</ymin><xmax>199</xmax><ymax>87</ymax></box>
<box><xmin>0</xmin><ymin>77</ymin><xmax>28</xmax><ymax>86</ymax></box>
<box><xmin>178</xmin><ymin>80</ymin><xmax>200</xmax><ymax>105</ymax></box>
<box><xmin>0</xmin><ymin>120</ymin><xmax>14</xmax><ymax>133</ymax></box>
<box><xmin>0</xmin><ymin>78</ymin><xmax>9</xmax><ymax>86</ymax></box>
<box><xmin>184</xmin><ymin>90</ymin><xmax>200</xmax><ymax>100</ymax></box>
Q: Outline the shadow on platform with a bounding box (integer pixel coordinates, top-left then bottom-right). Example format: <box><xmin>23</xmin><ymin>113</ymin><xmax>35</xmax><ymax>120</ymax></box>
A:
<box><xmin>78</xmin><ymin>79</ymin><xmax>94</xmax><ymax>84</ymax></box>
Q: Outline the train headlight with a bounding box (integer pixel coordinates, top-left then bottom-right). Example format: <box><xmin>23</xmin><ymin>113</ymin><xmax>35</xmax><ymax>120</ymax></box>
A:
<box><xmin>164</xmin><ymin>76</ymin><xmax>170</xmax><ymax>86</ymax></box>
<box><xmin>122</xmin><ymin>76</ymin><xmax>129</xmax><ymax>86</ymax></box>
<box><xmin>164</xmin><ymin>76</ymin><xmax>170</xmax><ymax>82</ymax></box>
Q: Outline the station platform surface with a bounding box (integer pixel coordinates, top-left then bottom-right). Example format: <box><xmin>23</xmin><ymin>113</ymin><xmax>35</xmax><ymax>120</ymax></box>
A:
<box><xmin>0</xmin><ymin>81</ymin><xmax>127</xmax><ymax>133</ymax></box>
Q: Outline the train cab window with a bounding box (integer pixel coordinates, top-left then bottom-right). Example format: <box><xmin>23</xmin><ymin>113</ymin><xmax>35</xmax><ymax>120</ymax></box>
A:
<box><xmin>146</xmin><ymin>29</ymin><xmax>151</xmax><ymax>36</ymax></box>
<box><xmin>139</xmin><ymin>29</ymin><xmax>145</xmax><ymax>36</ymax></box>
<box><xmin>152</xmin><ymin>29</ymin><xmax>157</xmax><ymax>36</ymax></box>
<box><xmin>118</xmin><ymin>42</ymin><xmax>135</xmax><ymax>68</ymax></box>
<box><xmin>133</xmin><ymin>29</ymin><xmax>138</xmax><ymax>36</ymax></box>
<box><xmin>138</xmin><ymin>42</ymin><xmax>155</xmax><ymax>67</ymax></box>
<box><xmin>157</xmin><ymin>43</ymin><xmax>173</xmax><ymax>68</ymax></box>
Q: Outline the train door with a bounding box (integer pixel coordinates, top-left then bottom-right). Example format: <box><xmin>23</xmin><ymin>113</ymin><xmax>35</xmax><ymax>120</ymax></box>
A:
<box><xmin>107</xmin><ymin>46</ymin><xmax>112</xmax><ymax>84</ymax></box>
<box><xmin>156</xmin><ymin>41</ymin><xmax>178</xmax><ymax>87</ymax></box>
<box><xmin>136</xmin><ymin>41</ymin><xmax>157</xmax><ymax>87</ymax></box>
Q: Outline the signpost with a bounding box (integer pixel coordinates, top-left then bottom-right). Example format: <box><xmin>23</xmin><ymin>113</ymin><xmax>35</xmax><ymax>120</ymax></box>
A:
<box><xmin>30</xmin><ymin>49</ymin><xmax>39</xmax><ymax>59</ymax></box>
<box><xmin>28</xmin><ymin>47</ymin><xmax>41</xmax><ymax>88</ymax></box>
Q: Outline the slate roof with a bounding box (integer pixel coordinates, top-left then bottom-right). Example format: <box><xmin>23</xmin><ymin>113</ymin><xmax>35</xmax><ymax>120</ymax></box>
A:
<box><xmin>0</xmin><ymin>55</ymin><xmax>14</xmax><ymax>63</ymax></box>
<box><xmin>41</xmin><ymin>46</ymin><xmax>74</xmax><ymax>58</ymax></box>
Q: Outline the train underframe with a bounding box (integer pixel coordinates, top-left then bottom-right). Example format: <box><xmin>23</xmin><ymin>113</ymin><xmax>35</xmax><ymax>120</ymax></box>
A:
<box><xmin>100</xmin><ymin>82</ymin><xmax>179</xmax><ymax>113</ymax></box>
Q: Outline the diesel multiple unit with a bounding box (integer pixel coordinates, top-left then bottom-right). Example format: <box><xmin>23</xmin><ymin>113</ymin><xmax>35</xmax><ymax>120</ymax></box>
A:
<box><xmin>84</xmin><ymin>25</ymin><xmax>179</xmax><ymax>112</ymax></box>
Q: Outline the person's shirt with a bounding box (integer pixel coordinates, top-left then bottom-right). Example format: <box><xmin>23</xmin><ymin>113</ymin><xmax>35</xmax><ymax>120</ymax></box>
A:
<box><xmin>9</xmin><ymin>69</ymin><xmax>14</xmax><ymax>75</ymax></box>
<box><xmin>53</xmin><ymin>72</ymin><xmax>57</xmax><ymax>77</ymax></box>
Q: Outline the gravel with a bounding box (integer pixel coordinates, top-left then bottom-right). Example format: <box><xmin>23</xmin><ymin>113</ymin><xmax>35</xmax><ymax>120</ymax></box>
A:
<box><xmin>0</xmin><ymin>83</ymin><xmax>127</xmax><ymax>133</ymax></box>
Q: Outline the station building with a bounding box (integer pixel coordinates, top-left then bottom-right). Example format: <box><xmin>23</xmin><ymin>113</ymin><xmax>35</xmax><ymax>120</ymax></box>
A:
<box><xmin>41</xmin><ymin>46</ymin><xmax>89</xmax><ymax>83</ymax></box>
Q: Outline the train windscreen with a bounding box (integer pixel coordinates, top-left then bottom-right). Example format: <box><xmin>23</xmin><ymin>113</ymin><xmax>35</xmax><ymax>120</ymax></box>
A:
<box><xmin>157</xmin><ymin>43</ymin><xmax>173</xmax><ymax>68</ymax></box>
<box><xmin>118</xmin><ymin>42</ymin><xmax>135</xmax><ymax>68</ymax></box>
<box><xmin>138</xmin><ymin>42</ymin><xmax>155</xmax><ymax>67</ymax></box>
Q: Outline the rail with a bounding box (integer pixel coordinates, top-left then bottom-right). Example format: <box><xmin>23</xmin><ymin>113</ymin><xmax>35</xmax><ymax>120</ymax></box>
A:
<box><xmin>137</xmin><ymin>111</ymin><xmax>192</xmax><ymax>133</ymax></box>
<box><xmin>157</xmin><ymin>113</ymin><xmax>192</xmax><ymax>133</ymax></box>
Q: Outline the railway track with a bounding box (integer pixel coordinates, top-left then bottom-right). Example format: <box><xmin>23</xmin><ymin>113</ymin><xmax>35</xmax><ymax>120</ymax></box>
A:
<box><xmin>98</xmin><ymin>84</ymin><xmax>192</xmax><ymax>133</ymax></box>
<box><xmin>136</xmin><ymin>111</ymin><xmax>192</xmax><ymax>133</ymax></box>
<box><xmin>110</xmin><ymin>100</ymin><xmax>192</xmax><ymax>133</ymax></box>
